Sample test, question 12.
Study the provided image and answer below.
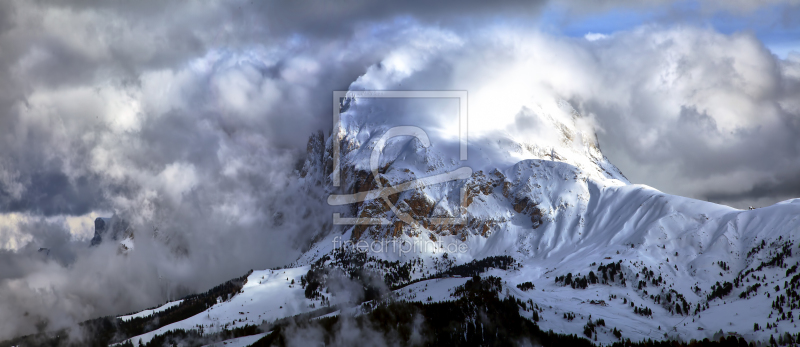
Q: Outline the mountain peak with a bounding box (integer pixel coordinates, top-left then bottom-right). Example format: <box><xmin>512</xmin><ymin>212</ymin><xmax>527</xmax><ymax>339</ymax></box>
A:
<box><xmin>298</xmin><ymin>93</ymin><xmax>629</xmax><ymax>251</ymax></box>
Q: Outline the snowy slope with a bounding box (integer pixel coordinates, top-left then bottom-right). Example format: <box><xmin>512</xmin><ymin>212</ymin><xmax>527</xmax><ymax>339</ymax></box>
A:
<box><xmin>121</xmin><ymin>267</ymin><xmax>325</xmax><ymax>345</ymax></box>
<box><xmin>120</xmin><ymin>190</ymin><xmax>800</xmax><ymax>345</ymax></box>
<box><xmin>200</xmin><ymin>333</ymin><xmax>269</xmax><ymax>347</ymax></box>
<box><xmin>118</xmin><ymin>300</ymin><xmax>184</xmax><ymax>322</ymax></box>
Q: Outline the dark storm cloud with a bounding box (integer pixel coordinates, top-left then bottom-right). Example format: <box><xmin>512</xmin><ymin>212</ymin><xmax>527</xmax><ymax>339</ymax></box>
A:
<box><xmin>45</xmin><ymin>0</ymin><xmax>548</xmax><ymax>37</ymax></box>
<box><xmin>704</xmin><ymin>174</ymin><xmax>800</xmax><ymax>205</ymax></box>
<box><xmin>0</xmin><ymin>172</ymin><xmax>109</xmax><ymax>216</ymax></box>
<box><xmin>245</xmin><ymin>0</ymin><xmax>547</xmax><ymax>37</ymax></box>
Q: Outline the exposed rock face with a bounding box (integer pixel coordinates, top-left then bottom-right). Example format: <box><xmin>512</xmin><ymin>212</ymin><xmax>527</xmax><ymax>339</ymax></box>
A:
<box><xmin>90</xmin><ymin>217</ymin><xmax>107</xmax><ymax>247</ymax></box>
<box><xmin>463</xmin><ymin>171</ymin><xmax>496</xmax><ymax>207</ymax></box>
<box><xmin>513</xmin><ymin>197</ymin><xmax>544</xmax><ymax>229</ymax></box>
<box><xmin>90</xmin><ymin>216</ymin><xmax>133</xmax><ymax>250</ymax></box>
<box><xmin>299</xmin><ymin>130</ymin><xmax>328</xmax><ymax>184</ymax></box>
<box><xmin>300</xmin><ymin>138</ymin><xmax>613</xmax><ymax>244</ymax></box>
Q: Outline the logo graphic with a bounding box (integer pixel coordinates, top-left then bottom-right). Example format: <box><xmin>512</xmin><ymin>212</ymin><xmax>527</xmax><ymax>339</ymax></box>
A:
<box><xmin>327</xmin><ymin>91</ymin><xmax>470</xmax><ymax>226</ymax></box>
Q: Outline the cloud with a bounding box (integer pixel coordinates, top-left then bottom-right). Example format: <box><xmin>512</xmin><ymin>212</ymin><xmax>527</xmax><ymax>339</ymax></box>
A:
<box><xmin>282</xmin><ymin>310</ymin><xmax>427</xmax><ymax>347</ymax></box>
<box><xmin>566</xmin><ymin>27</ymin><xmax>800</xmax><ymax>207</ymax></box>
<box><xmin>585</xmin><ymin>32</ymin><xmax>610</xmax><ymax>41</ymax></box>
<box><xmin>0</xmin><ymin>171</ymin><xmax>110</xmax><ymax>216</ymax></box>
<box><xmin>0</xmin><ymin>5</ymin><xmax>506</xmax><ymax>338</ymax></box>
<box><xmin>0</xmin><ymin>0</ymin><xmax>799</xmax><ymax>341</ymax></box>
<box><xmin>343</xmin><ymin>23</ymin><xmax>800</xmax><ymax>209</ymax></box>
<box><xmin>0</xmin><ymin>1</ymin><xmax>376</xmax><ymax>337</ymax></box>
<box><xmin>704</xmin><ymin>172</ymin><xmax>800</xmax><ymax>206</ymax></box>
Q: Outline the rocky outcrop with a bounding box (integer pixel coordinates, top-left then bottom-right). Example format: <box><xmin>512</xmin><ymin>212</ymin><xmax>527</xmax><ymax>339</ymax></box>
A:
<box><xmin>299</xmin><ymin>125</ymin><xmax>556</xmax><ymax>242</ymax></box>
<box><xmin>90</xmin><ymin>217</ymin><xmax>108</xmax><ymax>246</ymax></box>
<box><xmin>513</xmin><ymin>197</ymin><xmax>544</xmax><ymax>229</ymax></box>
<box><xmin>463</xmin><ymin>171</ymin><xmax>495</xmax><ymax>207</ymax></box>
<box><xmin>299</xmin><ymin>130</ymin><xmax>328</xmax><ymax>185</ymax></box>
<box><xmin>90</xmin><ymin>216</ymin><xmax>133</xmax><ymax>248</ymax></box>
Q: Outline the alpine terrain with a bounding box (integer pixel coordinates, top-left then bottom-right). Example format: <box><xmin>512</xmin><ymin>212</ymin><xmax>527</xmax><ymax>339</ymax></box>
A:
<box><xmin>5</xmin><ymin>94</ymin><xmax>800</xmax><ymax>347</ymax></box>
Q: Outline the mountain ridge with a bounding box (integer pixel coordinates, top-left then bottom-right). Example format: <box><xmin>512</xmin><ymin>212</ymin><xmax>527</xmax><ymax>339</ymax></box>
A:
<box><xmin>9</xmin><ymin>95</ymin><xmax>800</xmax><ymax>346</ymax></box>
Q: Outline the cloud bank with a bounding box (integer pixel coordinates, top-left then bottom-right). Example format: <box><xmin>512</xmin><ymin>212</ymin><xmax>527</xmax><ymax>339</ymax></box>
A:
<box><xmin>0</xmin><ymin>0</ymin><xmax>798</xmax><ymax>340</ymax></box>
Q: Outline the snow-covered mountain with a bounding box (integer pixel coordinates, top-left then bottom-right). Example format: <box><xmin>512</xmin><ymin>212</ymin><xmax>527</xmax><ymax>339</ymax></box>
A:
<box><xmin>103</xmin><ymin>93</ymin><xmax>800</xmax><ymax>346</ymax></box>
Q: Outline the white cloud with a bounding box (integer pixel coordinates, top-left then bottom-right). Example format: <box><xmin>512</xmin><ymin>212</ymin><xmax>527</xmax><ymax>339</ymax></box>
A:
<box><xmin>0</xmin><ymin>213</ymin><xmax>34</xmax><ymax>250</ymax></box>
<box><xmin>585</xmin><ymin>32</ymin><xmax>609</xmax><ymax>41</ymax></box>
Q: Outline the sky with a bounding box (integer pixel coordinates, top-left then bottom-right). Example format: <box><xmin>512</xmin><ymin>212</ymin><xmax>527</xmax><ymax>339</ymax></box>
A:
<box><xmin>541</xmin><ymin>1</ymin><xmax>800</xmax><ymax>58</ymax></box>
<box><xmin>0</xmin><ymin>0</ymin><xmax>798</xmax><ymax>340</ymax></box>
